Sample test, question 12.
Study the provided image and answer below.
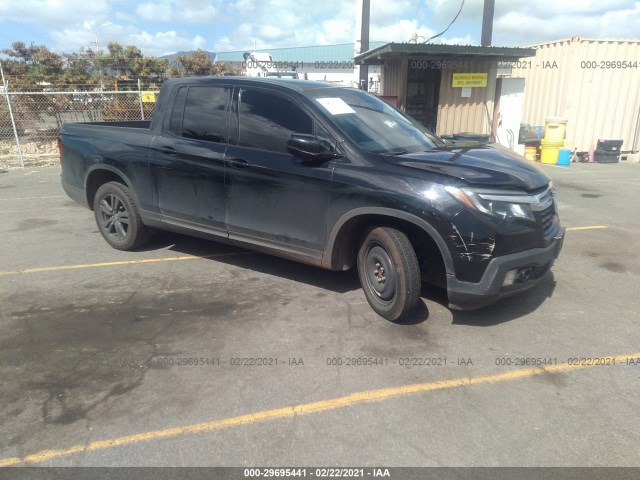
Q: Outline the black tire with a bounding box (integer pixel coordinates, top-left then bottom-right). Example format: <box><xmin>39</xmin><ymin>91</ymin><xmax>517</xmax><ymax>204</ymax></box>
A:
<box><xmin>357</xmin><ymin>227</ymin><xmax>421</xmax><ymax>321</ymax></box>
<box><xmin>93</xmin><ymin>181</ymin><xmax>151</xmax><ymax>250</ymax></box>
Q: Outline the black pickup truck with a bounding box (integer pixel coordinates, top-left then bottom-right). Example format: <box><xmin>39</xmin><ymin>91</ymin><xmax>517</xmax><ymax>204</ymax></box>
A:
<box><xmin>60</xmin><ymin>77</ymin><xmax>564</xmax><ymax>321</ymax></box>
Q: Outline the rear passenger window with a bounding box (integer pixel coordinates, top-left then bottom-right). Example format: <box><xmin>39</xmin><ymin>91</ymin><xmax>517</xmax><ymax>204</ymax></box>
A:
<box><xmin>178</xmin><ymin>86</ymin><xmax>230</xmax><ymax>143</ymax></box>
<box><xmin>238</xmin><ymin>89</ymin><xmax>312</xmax><ymax>153</ymax></box>
<box><xmin>169</xmin><ymin>87</ymin><xmax>188</xmax><ymax>133</ymax></box>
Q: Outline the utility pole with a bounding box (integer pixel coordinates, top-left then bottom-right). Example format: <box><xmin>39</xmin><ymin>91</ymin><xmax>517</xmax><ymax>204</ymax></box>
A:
<box><xmin>358</xmin><ymin>0</ymin><xmax>370</xmax><ymax>90</ymax></box>
<box><xmin>91</xmin><ymin>34</ymin><xmax>104</xmax><ymax>91</ymax></box>
<box><xmin>481</xmin><ymin>0</ymin><xmax>495</xmax><ymax>46</ymax></box>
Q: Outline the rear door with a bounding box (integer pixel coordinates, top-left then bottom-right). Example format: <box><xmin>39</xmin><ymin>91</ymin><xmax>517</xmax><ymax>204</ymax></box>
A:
<box><xmin>224</xmin><ymin>87</ymin><xmax>336</xmax><ymax>256</ymax></box>
<box><xmin>150</xmin><ymin>84</ymin><xmax>230</xmax><ymax>234</ymax></box>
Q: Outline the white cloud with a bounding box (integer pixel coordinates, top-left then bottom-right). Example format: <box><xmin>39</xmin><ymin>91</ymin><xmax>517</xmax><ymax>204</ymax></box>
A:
<box><xmin>135</xmin><ymin>1</ymin><xmax>218</xmax><ymax>24</ymax></box>
<box><xmin>1</xmin><ymin>0</ymin><xmax>638</xmax><ymax>57</ymax></box>
<box><xmin>321</xmin><ymin>19</ymin><xmax>354</xmax><ymax>43</ymax></box>
<box><xmin>214</xmin><ymin>0</ymin><xmax>353</xmax><ymax>50</ymax></box>
<box><xmin>114</xmin><ymin>11</ymin><xmax>137</xmax><ymax>23</ymax></box>
<box><xmin>130</xmin><ymin>31</ymin><xmax>207</xmax><ymax>53</ymax></box>
<box><xmin>369</xmin><ymin>0</ymin><xmax>413</xmax><ymax>26</ymax></box>
<box><xmin>426</xmin><ymin>0</ymin><xmax>640</xmax><ymax>46</ymax></box>
<box><xmin>136</xmin><ymin>2</ymin><xmax>172</xmax><ymax>23</ymax></box>
<box><xmin>439</xmin><ymin>35</ymin><xmax>474</xmax><ymax>45</ymax></box>
<box><xmin>427</xmin><ymin>0</ymin><xmax>483</xmax><ymax>23</ymax></box>
<box><xmin>0</xmin><ymin>0</ymin><xmax>111</xmax><ymax>25</ymax></box>
<box><xmin>258</xmin><ymin>25</ymin><xmax>284</xmax><ymax>42</ymax></box>
<box><xmin>208</xmin><ymin>0</ymin><xmax>477</xmax><ymax>51</ymax></box>
<box><xmin>371</xmin><ymin>20</ymin><xmax>435</xmax><ymax>44</ymax></box>
<box><xmin>493</xmin><ymin>1</ymin><xmax>640</xmax><ymax>45</ymax></box>
<box><xmin>51</xmin><ymin>20</ymin><xmax>208</xmax><ymax>57</ymax></box>
<box><xmin>0</xmin><ymin>0</ymin><xmax>111</xmax><ymax>51</ymax></box>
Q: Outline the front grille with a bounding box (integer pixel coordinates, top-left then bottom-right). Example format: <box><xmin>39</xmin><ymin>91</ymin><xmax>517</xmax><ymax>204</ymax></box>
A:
<box><xmin>540</xmin><ymin>204</ymin><xmax>555</xmax><ymax>236</ymax></box>
<box><xmin>537</xmin><ymin>189</ymin><xmax>553</xmax><ymax>210</ymax></box>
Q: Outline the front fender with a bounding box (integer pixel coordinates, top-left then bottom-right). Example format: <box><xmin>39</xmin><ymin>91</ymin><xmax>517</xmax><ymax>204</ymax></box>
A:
<box><xmin>322</xmin><ymin>207</ymin><xmax>455</xmax><ymax>275</ymax></box>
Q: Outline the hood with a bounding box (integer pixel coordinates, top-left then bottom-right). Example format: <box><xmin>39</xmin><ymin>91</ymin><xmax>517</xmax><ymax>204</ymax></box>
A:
<box><xmin>382</xmin><ymin>143</ymin><xmax>550</xmax><ymax>191</ymax></box>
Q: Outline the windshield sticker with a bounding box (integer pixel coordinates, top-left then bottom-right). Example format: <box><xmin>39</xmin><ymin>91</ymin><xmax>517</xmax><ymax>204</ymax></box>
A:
<box><xmin>316</xmin><ymin>97</ymin><xmax>356</xmax><ymax>115</ymax></box>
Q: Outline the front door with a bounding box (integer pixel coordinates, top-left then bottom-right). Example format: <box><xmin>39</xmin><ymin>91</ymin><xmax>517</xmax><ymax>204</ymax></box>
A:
<box><xmin>224</xmin><ymin>88</ymin><xmax>335</xmax><ymax>256</ymax></box>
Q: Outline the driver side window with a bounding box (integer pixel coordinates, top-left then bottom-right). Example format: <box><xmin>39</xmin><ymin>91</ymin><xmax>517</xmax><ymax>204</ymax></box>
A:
<box><xmin>314</xmin><ymin>122</ymin><xmax>336</xmax><ymax>153</ymax></box>
<box><xmin>238</xmin><ymin>89</ymin><xmax>313</xmax><ymax>153</ymax></box>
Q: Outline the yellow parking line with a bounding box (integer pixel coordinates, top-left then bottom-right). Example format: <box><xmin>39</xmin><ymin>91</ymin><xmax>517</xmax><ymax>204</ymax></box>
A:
<box><xmin>0</xmin><ymin>195</ymin><xmax>66</xmax><ymax>201</ymax></box>
<box><xmin>0</xmin><ymin>226</ymin><xmax>607</xmax><ymax>276</ymax></box>
<box><xmin>566</xmin><ymin>226</ymin><xmax>608</xmax><ymax>231</ymax></box>
<box><xmin>1</xmin><ymin>351</ymin><xmax>638</xmax><ymax>467</ymax></box>
<box><xmin>0</xmin><ymin>225</ymin><xmax>608</xmax><ymax>276</ymax></box>
<box><xmin>0</xmin><ymin>252</ymin><xmax>251</xmax><ymax>276</ymax></box>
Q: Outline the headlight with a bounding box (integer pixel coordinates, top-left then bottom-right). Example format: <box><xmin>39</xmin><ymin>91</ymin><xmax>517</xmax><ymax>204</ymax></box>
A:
<box><xmin>444</xmin><ymin>185</ymin><xmax>536</xmax><ymax>221</ymax></box>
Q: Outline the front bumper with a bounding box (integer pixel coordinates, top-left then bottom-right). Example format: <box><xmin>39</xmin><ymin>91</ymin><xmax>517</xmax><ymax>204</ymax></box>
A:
<box><xmin>447</xmin><ymin>229</ymin><xmax>565</xmax><ymax>310</ymax></box>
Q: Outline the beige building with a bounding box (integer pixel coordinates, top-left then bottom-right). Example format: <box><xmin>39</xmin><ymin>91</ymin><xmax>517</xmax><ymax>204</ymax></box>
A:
<box><xmin>509</xmin><ymin>37</ymin><xmax>640</xmax><ymax>152</ymax></box>
<box><xmin>355</xmin><ymin>43</ymin><xmax>535</xmax><ymax>138</ymax></box>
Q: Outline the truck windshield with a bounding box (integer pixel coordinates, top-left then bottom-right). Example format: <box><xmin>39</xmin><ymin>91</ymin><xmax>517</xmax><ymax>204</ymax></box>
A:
<box><xmin>311</xmin><ymin>89</ymin><xmax>443</xmax><ymax>154</ymax></box>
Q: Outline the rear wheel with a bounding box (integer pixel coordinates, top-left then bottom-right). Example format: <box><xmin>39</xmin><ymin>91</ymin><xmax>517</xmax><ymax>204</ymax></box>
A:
<box><xmin>93</xmin><ymin>181</ymin><xmax>151</xmax><ymax>250</ymax></box>
<box><xmin>357</xmin><ymin>227</ymin><xmax>421</xmax><ymax>321</ymax></box>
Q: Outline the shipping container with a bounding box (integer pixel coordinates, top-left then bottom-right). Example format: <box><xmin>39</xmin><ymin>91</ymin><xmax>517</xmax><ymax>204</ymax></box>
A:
<box><xmin>510</xmin><ymin>37</ymin><xmax>640</xmax><ymax>152</ymax></box>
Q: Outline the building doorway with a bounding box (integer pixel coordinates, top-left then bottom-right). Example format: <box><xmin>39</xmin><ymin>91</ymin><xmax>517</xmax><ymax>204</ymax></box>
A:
<box><xmin>405</xmin><ymin>63</ymin><xmax>441</xmax><ymax>133</ymax></box>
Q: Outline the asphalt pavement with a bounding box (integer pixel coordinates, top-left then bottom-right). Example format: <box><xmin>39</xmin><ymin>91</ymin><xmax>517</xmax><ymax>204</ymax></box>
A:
<box><xmin>0</xmin><ymin>162</ymin><xmax>639</xmax><ymax>468</ymax></box>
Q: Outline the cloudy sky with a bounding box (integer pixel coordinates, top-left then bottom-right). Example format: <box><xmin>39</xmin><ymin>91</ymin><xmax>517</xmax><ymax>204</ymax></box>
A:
<box><xmin>0</xmin><ymin>0</ymin><xmax>638</xmax><ymax>57</ymax></box>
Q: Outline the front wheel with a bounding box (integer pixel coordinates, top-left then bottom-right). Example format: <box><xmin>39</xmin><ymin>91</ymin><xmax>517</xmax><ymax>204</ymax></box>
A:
<box><xmin>93</xmin><ymin>181</ymin><xmax>151</xmax><ymax>250</ymax></box>
<box><xmin>357</xmin><ymin>227</ymin><xmax>421</xmax><ymax>321</ymax></box>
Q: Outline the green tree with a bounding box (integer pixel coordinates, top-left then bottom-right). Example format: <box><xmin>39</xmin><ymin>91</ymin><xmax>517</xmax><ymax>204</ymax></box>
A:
<box><xmin>131</xmin><ymin>55</ymin><xmax>169</xmax><ymax>79</ymax></box>
<box><xmin>168</xmin><ymin>49</ymin><xmax>239</xmax><ymax>77</ymax></box>
<box><xmin>58</xmin><ymin>50</ymin><xmax>98</xmax><ymax>88</ymax></box>
<box><xmin>1</xmin><ymin>41</ymin><xmax>64</xmax><ymax>90</ymax></box>
<box><xmin>96</xmin><ymin>42</ymin><xmax>168</xmax><ymax>80</ymax></box>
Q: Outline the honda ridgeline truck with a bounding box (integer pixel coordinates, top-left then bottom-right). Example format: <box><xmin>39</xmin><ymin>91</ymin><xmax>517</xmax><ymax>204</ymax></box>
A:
<box><xmin>59</xmin><ymin>77</ymin><xmax>565</xmax><ymax>321</ymax></box>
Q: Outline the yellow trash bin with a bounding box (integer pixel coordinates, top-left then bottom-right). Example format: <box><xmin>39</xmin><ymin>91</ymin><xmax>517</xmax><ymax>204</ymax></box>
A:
<box><xmin>544</xmin><ymin>117</ymin><xmax>568</xmax><ymax>142</ymax></box>
<box><xmin>540</xmin><ymin>139</ymin><xmax>564</xmax><ymax>164</ymax></box>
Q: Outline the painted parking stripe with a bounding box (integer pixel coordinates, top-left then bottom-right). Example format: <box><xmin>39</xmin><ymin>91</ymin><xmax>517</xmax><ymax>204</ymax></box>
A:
<box><xmin>0</xmin><ymin>351</ymin><xmax>638</xmax><ymax>467</ymax></box>
<box><xmin>566</xmin><ymin>226</ymin><xmax>608</xmax><ymax>231</ymax></box>
<box><xmin>0</xmin><ymin>252</ymin><xmax>252</xmax><ymax>276</ymax></box>
<box><xmin>0</xmin><ymin>195</ymin><xmax>66</xmax><ymax>201</ymax></box>
<box><xmin>0</xmin><ymin>226</ymin><xmax>607</xmax><ymax>277</ymax></box>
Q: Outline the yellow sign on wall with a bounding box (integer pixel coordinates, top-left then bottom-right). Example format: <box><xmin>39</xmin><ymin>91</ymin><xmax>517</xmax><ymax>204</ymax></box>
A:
<box><xmin>452</xmin><ymin>73</ymin><xmax>488</xmax><ymax>88</ymax></box>
<box><xmin>141</xmin><ymin>91</ymin><xmax>157</xmax><ymax>103</ymax></box>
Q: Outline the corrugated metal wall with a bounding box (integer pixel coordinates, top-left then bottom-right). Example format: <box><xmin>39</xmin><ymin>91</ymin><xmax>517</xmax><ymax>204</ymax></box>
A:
<box><xmin>381</xmin><ymin>58</ymin><xmax>498</xmax><ymax>136</ymax></box>
<box><xmin>381</xmin><ymin>59</ymin><xmax>402</xmax><ymax>97</ymax></box>
<box><xmin>437</xmin><ymin>59</ymin><xmax>497</xmax><ymax>136</ymax></box>
<box><xmin>512</xmin><ymin>37</ymin><xmax>640</xmax><ymax>151</ymax></box>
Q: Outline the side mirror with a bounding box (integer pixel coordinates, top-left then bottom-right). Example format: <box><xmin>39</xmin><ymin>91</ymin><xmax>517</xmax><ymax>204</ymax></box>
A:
<box><xmin>285</xmin><ymin>134</ymin><xmax>341</xmax><ymax>160</ymax></box>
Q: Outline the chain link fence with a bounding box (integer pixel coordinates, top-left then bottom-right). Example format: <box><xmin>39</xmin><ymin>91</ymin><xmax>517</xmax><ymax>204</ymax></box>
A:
<box><xmin>1</xmin><ymin>88</ymin><xmax>157</xmax><ymax>169</ymax></box>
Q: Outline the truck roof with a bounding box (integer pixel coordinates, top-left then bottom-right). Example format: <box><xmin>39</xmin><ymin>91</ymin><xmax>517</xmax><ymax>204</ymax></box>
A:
<box><xmin>161</xmin><ymin>76</ymin><xmax>346</xmax><ymax>94</ymax></box>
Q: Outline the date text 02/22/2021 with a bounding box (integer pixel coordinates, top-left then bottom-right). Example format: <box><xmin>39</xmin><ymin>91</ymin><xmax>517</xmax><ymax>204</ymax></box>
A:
<box><xmin>241</xmin><ymin>60</ymin><xmax>358</xmax><ymax>70</ymax></box>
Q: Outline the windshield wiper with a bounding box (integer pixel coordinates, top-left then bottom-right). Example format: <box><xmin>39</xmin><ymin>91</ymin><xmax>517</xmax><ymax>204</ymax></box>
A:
<box><xmin>347</xmin><ymin>103</ymin><xmax>384</xmax><ymax>114</ymax></box>
<box><xmin>386</xmin><ymin>149</ymin><xmax>409</xmax><ymax>156</ymax></box>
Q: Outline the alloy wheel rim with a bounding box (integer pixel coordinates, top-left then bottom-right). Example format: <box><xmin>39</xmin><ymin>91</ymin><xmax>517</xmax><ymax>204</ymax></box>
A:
<box><xmin>99</xmin><ymin>194</ymin><xmax>129</xmax><ymax>240</ymax></box>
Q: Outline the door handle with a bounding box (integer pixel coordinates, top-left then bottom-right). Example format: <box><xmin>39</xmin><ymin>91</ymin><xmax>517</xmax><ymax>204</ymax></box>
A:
<box><xmin>159</xmin><ymin>146</ymin><xmax>177</xmax><ymax>155</ymax></box>
<box><xmin>227</xmin><ymin>158</ymin><xmax>250</xmax><ymax>169</ymax></box>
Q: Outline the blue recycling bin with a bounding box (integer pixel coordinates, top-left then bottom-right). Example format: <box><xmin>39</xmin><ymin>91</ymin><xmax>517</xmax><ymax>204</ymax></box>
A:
<box><xmin>557</xmin><ymin>148</ymin><xmax>571</xmax><ymax>166</ymax></box>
